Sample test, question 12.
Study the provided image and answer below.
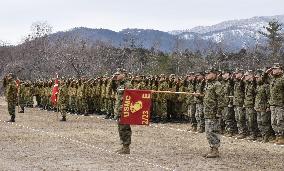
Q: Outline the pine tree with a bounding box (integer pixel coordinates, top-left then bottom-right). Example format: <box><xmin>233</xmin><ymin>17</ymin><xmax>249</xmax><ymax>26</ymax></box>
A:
<box><xmin>259</xmin><ymin>20</ymin><xmax>283</xmax><ymax>62</ymax></box>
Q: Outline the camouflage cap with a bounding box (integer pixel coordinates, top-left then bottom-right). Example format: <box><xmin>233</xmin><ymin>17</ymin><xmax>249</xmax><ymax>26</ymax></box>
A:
<box><xmin>205</xmin><ymin>67</ymin><xmax>219</xmax><ymax>74</ymax></box>
<box><xmin>8</xmin><ymin>73</ymin><xmax>16</xmax><ymax>79</ymax></box>
<box><xmin>244</xmin><ymin>70</ymin><xmax>254</xmax><ymax>76</ymax></box>
<box><xmin>235</xmin><ymin>68</ymin><xmax>244</xmax><ymax>74</ymax></box>
<box><xmin>255</xmin><ymin>69</ymin><xmax>264</xmax><ymax>77</ymax></box>
<box><xmin>272</xmin><ymin>63</ymin><xmax>282</xmax><ymax>69</ymax></box>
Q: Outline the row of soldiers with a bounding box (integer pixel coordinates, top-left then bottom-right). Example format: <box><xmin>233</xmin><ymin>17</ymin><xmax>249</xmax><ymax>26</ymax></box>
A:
<box><xmin>4</xmin><ymin>63</ymin><xmax>284</xmax><ymax>148</ymax></box>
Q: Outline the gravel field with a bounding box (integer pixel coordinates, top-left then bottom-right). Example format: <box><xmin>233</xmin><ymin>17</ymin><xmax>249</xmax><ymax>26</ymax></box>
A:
<box><xmin>0</xmin><ymin>97</ymin><xmax>283</xmax><ymax>171</ymax></box>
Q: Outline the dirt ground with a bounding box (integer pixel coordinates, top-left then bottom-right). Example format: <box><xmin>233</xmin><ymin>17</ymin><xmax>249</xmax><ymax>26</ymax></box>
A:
<box><xmin>0</xmin><ymin>97</ymin><xmax>283</xmax><ymax>171</ymax></box>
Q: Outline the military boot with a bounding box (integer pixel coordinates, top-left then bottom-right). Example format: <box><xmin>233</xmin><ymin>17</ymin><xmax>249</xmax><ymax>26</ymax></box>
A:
<box><xmin>271</xmin><ymin>136</ymin><xmax>280</xmax><ymax>143</ymax></box>
<box><xmin>245</xmin><ymin>134</ymin><xmax>257</xmax><ymax>141</ymax></box>
<box><xmin>197</xmin><ymin>127</ymin><xmax>205</xmax><ymax>133</ymax></box>
<box><xmin>60</xmin><ymin>116</ymin><xmax>67</xmax><ymax>122</ymax></box>
<box><xmin>7</xmin><ymin>115</ymin><xmax>15</xmax><ymax>122</ymax></box>
<box><xmin>104</xmin><ymin>113</ymin><xmax>111</xmax><ymax>119</ymax></box>
<box><xmin>191</xmin><ymin>125</ymin><xmax>197</xmax><ymax>132</ymax></box>
<box><xmin>19</xmin><ymin>107</ymin><xmax>25</xmax><ymax>113</ymax></box>
<box><xmin>261</xmin><ymin>134</ymin><xmax>269</xmax><ymax>143</ymax></box>
<box><xmin>116</xmin><ymin>144</ymin><xmax>130</xmax><ymax>154</ymax></box>
<box><xmin>236</xmin><ymin>133</ymin><xmax>247</xmax><ymax>139</ymax></box>
<box><xmin>275</xmin><ymin>136</ymin><xmax>284</xmax><ymax>145</ymax></box>
<box><xmin>204</xmin><ymin>147</ymin><xmax>220</xmax><ymax>158</ymax></box>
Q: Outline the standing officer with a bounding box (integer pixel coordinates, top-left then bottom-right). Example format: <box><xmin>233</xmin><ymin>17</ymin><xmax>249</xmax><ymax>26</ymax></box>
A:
<box><xmin>267</xmin><ymin>63</ymin><xmax>284</xmax><ymax>145</ymax></box>
<box><xmin>203</xmin><ymin>68</ymin><xmax>222</xmax><ymax>158</ymax></box>
<box><xmin>5</xmin><ymin>73</ymin><xmax>18</xmax><ymax>122</ymax></box>
<box><xmin>114</xmin><ymin>69</ymin><xmax>132</xmax><ymax>154</ymax></box>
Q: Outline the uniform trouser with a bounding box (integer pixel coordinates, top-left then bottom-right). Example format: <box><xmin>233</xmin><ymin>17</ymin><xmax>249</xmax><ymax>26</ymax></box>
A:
<box><xmin>257</xmin><ymin>111</ymin><xmax>273</xmax><ymax>137</ymax></box>
<box><xmin>167</xmin><ymin>100</ymin><xmax>176</xmax><ymax>118</ymax></box>
<box><xmin>106</xmin><ymin>98</ymin><xmax>114</xmax><ymax>114</ymax></box>
<box><xmin>82</xmin><ymin>98</ymin><xmax>88</xmax><ymax>114</ymax></box>
<box><xmin>205</xmin><ymin>118</ymin><xmax>221</xmax><ymax>148</ymax></box>
<box><xmin>60</xmin><ymin>105</ymin><xmax>67</xmax><ymax>117</ymax></box>
<box><xmin>196</xmin><ymin>103</ymin><xmax>205</xmax><ymax>129</ymax></box>
<box><xmin>234</xmin><ymin>106</ymin><xmax>247</xmax><ymax>135</ymax></box>
<box><xmin>180</xmin><ymin>102</ymin><xmax>188</xmax><ymax>116</ymax></box>
<box><xmin>35</xmin><ymin>95</ymin><xmax>41</xmax><ymax>106</ymax></box>
<box><xmin>102</xmin><ymin>98</ymin><xmax>107</xmax><ymax>112</ymax></box>
<box><xmin>19</xmin><ymin>98</ymin><xmax>25</xmax><ymax>111</ymax></box>
<box><xmin>76</xmin><ymin>97</ymin><xmax>83</xmax><ymax>113</ymax></box>
<box><xmin>87</xmin><ymin>96</ymin><xmax>93</xmax><ymax>113</ymax></box>
<box><xmin>8</xmin><ymin>102</ymin><xmax>16</xmax><ymax>117</ymax></box>
<box><xmin>151</xmin><ymin>100</ymin><xmax>158</xmax><ymax>119</ymax></box>
<box><xmin>245</xmin><ymin>107</ymin><xmax>258</xmax><ymax>136</ymax></box>
<box><xmin>118</xmin><ymin>123</ymin><xmax>132</xmax><ymax>145</ymax></box>
<box><xmin>157</xmin><ymin>100</ymin><xmax>167</xmax><ymax>118</ymax></box>
<box><xmin>69</xmin><ymin>96</ymin><xmax>76</xmax><ymax>112</ymax></box>
<box><xmin>188</xmin><ymin>104</ymin><xmax>197</xmax><ymax>127</ymax></box>
<box><xmin>175</xmin><ymin>101</ymin><xmax>183</xmax><ymax>119</ymax></box>
<box><xmin>222</xmin><ymin>107</ymin><xmax>236</xmax><ymax>133</ymax></box>
<box><xmin>270</xmin><ymin>106</ymin><xmax>284</xmax><ymax>136</ymax></box>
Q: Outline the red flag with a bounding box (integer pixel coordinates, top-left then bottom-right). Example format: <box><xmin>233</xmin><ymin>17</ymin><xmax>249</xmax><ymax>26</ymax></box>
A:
<box><xmin>120</xmin><ymin>89</ymin><xmax>152</xmax><ymax>125</ymax></box>
<box><xmin>51</xmin><ymin>74</ymin><xmax>59</xmax><ymax>106</ymax></box>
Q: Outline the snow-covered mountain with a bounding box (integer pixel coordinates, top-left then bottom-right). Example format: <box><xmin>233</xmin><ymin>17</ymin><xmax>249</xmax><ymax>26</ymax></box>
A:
<box><xmin>172</xmin><ymin>15</ymin><xmax>284</xmax><ymax>51</ymax></box>
<box><xmin>50</xmin><ymin>14</ymin><xmax>284</xmax><ymax>53</ymax></box>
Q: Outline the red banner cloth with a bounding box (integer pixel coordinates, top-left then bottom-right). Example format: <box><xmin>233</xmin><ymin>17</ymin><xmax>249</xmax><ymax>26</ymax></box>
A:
<box><xmin>119</xmin><ymin>89</ymin><xmax>152</xmax><ymax>125</ymax></box>
<box><xmin>51</xmin><ymin>79</ymin><xmax>59</xmax><ymax>106</ymax></box>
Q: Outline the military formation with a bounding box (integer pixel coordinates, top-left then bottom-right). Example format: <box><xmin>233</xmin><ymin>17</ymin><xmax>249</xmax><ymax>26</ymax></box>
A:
<box><xmin>2</xmin><ymin>63</ymin><xmax>284</xmax><ymax>157</ymax></box>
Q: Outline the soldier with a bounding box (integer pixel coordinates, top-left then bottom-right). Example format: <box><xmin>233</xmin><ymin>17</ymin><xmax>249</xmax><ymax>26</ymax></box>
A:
<box><xmin>105</xmin><ymin>77</ymin><xmax>114</xmax><ymax>119</ymax></box>
<box><xmin>150</xmin><ymin>75</ymin><xmax>159</xmax><ymax>123</ymax></box>
<box><xmin>114</xmin><ymin>69</ymin><xmax>132</xmax><ymax>154</ymax></box>
<box><xmin>58</xmin><ymin>79</ymin><xmax>68</xmax><ymax>121</ymax></box>
<box><xmin>157</xmin><ymin>74</ymin><xmax>169</xmax><ymax>123</ymax></box>
<box><xmin>177</xmin><ymin>76</ymin><xmax>189</xmax><ymax>122</ymax></box>
<box><xmin>168</xmin><ymin>74</ymin><xmax>177</xmax><ymax>122</ymax></box>
<box><xmin>243</xmin><ymin>70</ymin><xmax>258</xmax><ymax>140</ymax></box>
<box><xmin>186</xmin><ymin>72</ymin><xmax>197</xmax><ymax>129</ymax></box>
<box><xmin>233</xmin><ymin>69</ymin><xmax>247</xmax><ymax>139</ymax></box>
<box><xmin>267</xmin><ymin>63</ymin><xmax>284</xmax><ymax>145</ymax></box>
<box><xmin>218</xmin><ymin>70</ymin><xmax>236</xmax><ymax>136</ymax></box>
<box><xmin>193</xmin><ymin>72</ymin><xmax>205</xmax><ymax>133</ymax></box>
<box><xmin>255</xmin><ymin>69</ymin><xmax>274</xmax><ymax>142</ymax></box>
<box><xmin>18</xmin><ymin>81</ymin><xmax>26</xmax><ymax>113</ymax></box>
<box><xmin>5</xmin><ymin>73</ymin><xmax>18</xmax><ymax>122</ymax></box>
<box><xmin>68</xmin><ymin>79</ymin><xmax>77</xmax><ymax>114</ymax></box>
<box><xmin>203</xmin><ymin>69</ymin><xmax>222</xmax><ymax>158</ymax></box>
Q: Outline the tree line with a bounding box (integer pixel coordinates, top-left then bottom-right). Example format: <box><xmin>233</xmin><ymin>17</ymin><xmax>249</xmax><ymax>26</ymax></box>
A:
<box><xmin>0</xmin><ymin>20</ymin><xmax>283</xmax><ymax>87</ymax></box>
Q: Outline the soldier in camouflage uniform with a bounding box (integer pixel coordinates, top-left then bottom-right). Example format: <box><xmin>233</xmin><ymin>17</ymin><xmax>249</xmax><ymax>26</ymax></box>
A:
<box><xmin>168</xmin><ymin>74</ymin><xmax>177</xmax><ymax>121</ymax></box>
<box><xmin>58</xmin><ymin>79</ymin><xmax>68</xmax><ymax>121</ymax></box>
<box><xmin>218</xmin><ymin>70</ymin><xmax>236</xmax><ymax>136</ymax></box>
<box><xmin>5</xmin><ymin>73</ymin><xmax>18</xmax><ymax>122</ymax></box>
<box><xmin>151</xmin><ymin>75</ymin><xmax>159</xmax><ymax>123</ymax></box>
<box><xmin>177</xmin><ymin>76</ymin><xmax>189</xmax><ymax>122</ymax></box>
<box><xmin>76</xmin><ymin>79</ymin><xmax>83</xmax><ymax>114</ymax></box>
<box><xmin>267</xmin><ymin>63</ymin><xmax>284</xmax><ymax>145</ymax></box>
<box><xmin>18</xmin><ymin>81</ymin><xmax>26</xmax><ymax>113</ymax></box>
<box><xmin>157</xmin><ymin>74</ymin><xmax>169</xmax><ymax>123</ymax></box>
<box><xmin>34</xmin><ymin>80</ymin><xmax>42</xmax><ymax>108</ymax></box>
<box><xmin>203</xmin><ymin>69</ymin><xmax>222</xmax><ymax>158</ymax></box>
<box><xmin>243</xmin><ymin>70</ymin><xmax>258</xmax><ymax>140</ymax></box>
<box><xmin>193</xmin><ymin>72</ymin><xmax>205</xmax><ymax>133</ymax></box>
<box><xmin>233</xmin><ymin>69</ymin><xmax>247</xmax><ymax>139</ymax></box>
<box><xmin>114</xmin><ymin>69</ymin><xmax>132</xmax><ymax>154</ymax></box>
<box><xmin>68</xmin><ymin>80</ymin><xmax>77</xmax><ymax>114</ymax></box>
<box><xmin>186</xmin><ymin>73</ymin><xmax>197</xmax><ymax>129</ymax></box>
<box><xmin>254</xmin><ymin>69</ymin><xmax>274</xmax><ymax>142</ymax></box>
<box><xmin>105</xmin><ymin>77</ymin><xmax>115</xmax><ymax>119</ymax></box>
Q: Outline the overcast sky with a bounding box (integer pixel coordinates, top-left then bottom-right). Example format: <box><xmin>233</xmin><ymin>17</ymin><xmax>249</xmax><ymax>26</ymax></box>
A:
<box><xmin>1</xmin><ymin>0</ymin><xmax>283</xmax><ymax>44</ymax></box>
